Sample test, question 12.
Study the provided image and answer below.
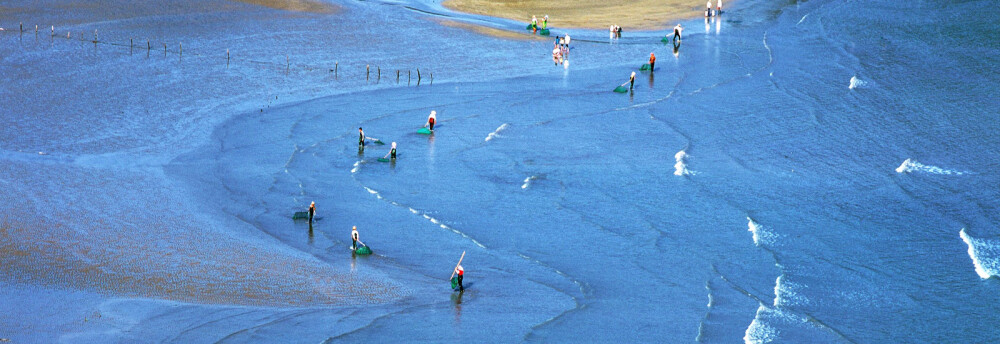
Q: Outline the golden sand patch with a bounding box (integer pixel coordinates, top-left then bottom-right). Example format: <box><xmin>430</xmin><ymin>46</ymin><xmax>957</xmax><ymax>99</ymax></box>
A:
<box><xmin>437</xmin><ymin>19</ymin><xmax>547</xmax><ymax>41</ymax></box>
<box><xmin>232</xmin><ymin>0</ymin><xmax>338</xmax><ymax>14</ymax></box>
<box><xmin>443</xmin><ymin>0</ymin><xmax>712</xmax><ymax>31</ymax></box>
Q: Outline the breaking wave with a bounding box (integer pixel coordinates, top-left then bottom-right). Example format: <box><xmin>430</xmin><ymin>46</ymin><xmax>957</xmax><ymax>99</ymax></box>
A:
<box><xmin>522</xmin><ymin>175</ymin><xmax>538</xmax><ymax>189</ymax></box>
<box><xmin>895</xmin><ymin>158</ymin><xmax>965</xmax><ymax>175</ymax></box>
<box><xmin>674</xmin><ymin>150</ymin><xmax>695</xmax><ymax>176</ymax></box>
<box><xmin>747</xmin><ymin>217</ymin><xmax>777</xmax><ymax>247</ymax></box>
<box><xmin>848</xmin><ymin>76</ymin><xmax>866</xmax><ymax>90</ymax></box>
<box><xmin>485</xmin><ymin>123</ymin><xmax>509</xmax><ymax>142</ymax></box>
<box><xmin>959</xmin><ymin>228</ymin><xmax>1000</xmax><ymax>279</ymax></box>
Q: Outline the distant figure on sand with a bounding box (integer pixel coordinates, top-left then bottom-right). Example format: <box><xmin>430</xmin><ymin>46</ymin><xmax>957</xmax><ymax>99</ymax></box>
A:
<box><xmin>427</xmin><ymin>110</ymin><xmax>437</xmax><ymax>130</ymax></box>
<box><xmin>717</xmin><ymin>0</ymin><xmax>723</xmax><ymax>13</ymax></box>
<box><xmin>630</xmin><ymin>71</ymin><xmax>636</xmax><ymax>90</ymax></box>
<box><xmin>309</xmin><ymin>201</ymin><xmax>316</xmax><ymax>223</ymax></box>
<box><xmin>565</xmin><ymin>34</ymin><xmax>571</xmax><ymax>47</ymax></box>
<box><xmin>649</xmin><ymin>53</ymin><xmax>656</xmax><ymax>71</ymax></box>
<box><xmin>673</xmin><ymin>24</ymin><xmax>684</xmax><ymax>42</ymax></box>
<box><xmin>543</xmin><ymin>15</ymin><xmax>548</xmax><ymax>29</ymax></box>
<box><xmin>706</xmin><ymin>1</ymin><xmax>713</xmax><ymax>16</ymax></box>
<box><xmin>358</xmin><ymin>127</ymin><xmax>366</xmax><ymax>146</ymax></box>
<box><xmin>352</xmin><ymin>226</ymin><xmax>359</xmax><ymax>250</ymax></box>
<box><xmin>455</xmin><ymin>264</ymin><xmax>465</xmax><ymax>291</ymax></box>
<box><xmin>531</xmin><ymin>15</ymin><xmax>538</xmax><ymax>32</ymax></box>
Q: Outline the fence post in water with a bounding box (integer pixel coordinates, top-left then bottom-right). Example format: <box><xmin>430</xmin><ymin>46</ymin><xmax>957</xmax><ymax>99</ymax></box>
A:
<box><xmin>417</xmin><ymin>69</ymin><xmax>421</xmax><ymax>85</ymax></box>
<box><xmin>94</xmin><ymin>29</ymin><xmax>97</xmax><ymax>42</ymax></box>
<box><xmin>35</xmin><ymin>25</ymin><xmax>38</xmax><ymax>34</ymax></box>
<box><xmin>377</xmin><ymin>66</ymin><xmax>380</xmax><ymax>82</ymax></box>
<box><xmin>164</xmin><ymin>43</ymin><xmax>167</xmax><ymax>56</ymax></box>
<box><xmin>397</xmin><ymin>70</ymin><xmax>400</xmax><ymax>83</ymax></box>
<box><xmin>130</xmin><ymin>38</ymin><xmax>133</xmax><ymax>54</ymax></box>
<box><xmin>286</xmin><ymin>55</ymin><xmax>289</xmax><ymax>73</ymax></box>
<box><xmin>408</xmin><ymin>70</ymin><xmax>411</xmax><ymax>85</ymax></box>
<box><xmin>366</xmin><ymin>65</ymin><xmax>370</xmax><ymax>81</ymax></box>
<box><xmin>430</xmin><ymin>72</ymin><xmax>433</xmax><ymax>85</ymax></box>
<box><xmin>180</xmin><ymin>42</ymin><xmax>182</xmax><ymax>57</ymax></box>
<box><xmin>227</xmin><ymin>49</ymin><xmax>230</xmax><ymax>67</ymax></box>
<box><xmin>335</xmin><ymin>62</ymin><xmax>338</xmax><ymax>79</ymax></box>
<box><xmin>20</xmin><ymin>22</ymin><xmax>22</xmax><ymax>33</ymax></box>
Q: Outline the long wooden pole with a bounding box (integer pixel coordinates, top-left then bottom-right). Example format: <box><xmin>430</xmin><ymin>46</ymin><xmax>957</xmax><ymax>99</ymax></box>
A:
<box><xmin>449</xmin><ymin>251</ymin><xmax>466</xmax><ymax>279</ymax></box>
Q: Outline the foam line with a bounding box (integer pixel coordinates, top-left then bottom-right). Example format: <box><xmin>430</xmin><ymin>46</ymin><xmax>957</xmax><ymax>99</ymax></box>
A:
<box><xmin>895</xmin><ymin>158</ymin><xmax>965</xmax><ymax>175</ymax></box>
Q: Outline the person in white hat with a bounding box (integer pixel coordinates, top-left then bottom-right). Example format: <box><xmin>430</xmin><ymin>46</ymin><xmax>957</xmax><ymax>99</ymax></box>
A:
<box><xmin>426</xmin><ymin>110</ymin><xmax>437</xmax><ymax>130</ymax></box>
<box><xmin>351</xmin><ymin>226</ymin><xmax>360</xmax><ymax>250</ymax></box>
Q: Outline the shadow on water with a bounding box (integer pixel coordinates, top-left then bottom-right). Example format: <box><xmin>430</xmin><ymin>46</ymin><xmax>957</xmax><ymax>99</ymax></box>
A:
<box><xmin>452</xmin><ymin>289</ymin><xmax>464</xmax><ymax>325</ymax></box>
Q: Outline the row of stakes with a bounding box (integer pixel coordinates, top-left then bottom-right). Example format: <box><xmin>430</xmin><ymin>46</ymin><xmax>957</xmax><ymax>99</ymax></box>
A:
<box><xmin>10</xmin><ymin>22</ymin><xmax>432</xmax><ymax>85</ymax></box>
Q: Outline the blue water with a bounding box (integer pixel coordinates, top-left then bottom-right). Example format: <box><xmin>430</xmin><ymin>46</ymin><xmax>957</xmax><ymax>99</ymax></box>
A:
<box><xmin>2</xmin><ymin>0</ymin><xmax>999</xmax><ymax>342</ymax></box>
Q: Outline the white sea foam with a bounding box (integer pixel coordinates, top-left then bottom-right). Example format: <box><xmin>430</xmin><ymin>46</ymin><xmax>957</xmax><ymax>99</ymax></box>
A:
<box><xmin>773</xmin><ymin>275</ymin><xmax>807</xmax><ymax>308</ymax></box>
<box><xmin>848</xmin><ymin>76</ymin><xmax>866</xmax><ymax>90</ymax></box>
<box><xmin>744</xmin><ymin>305</ymin><xmax>778</xmax><ymax>344</ymax></box>
<box><xmin>960</xmin><ymin>228</ymin><xmax>1000</xmax><ymax>279</ymax></box>
<box><xmin>485</xmin><ymin>123</ymin><xmax>510</xmax><ymax>142</ymax></box>
<box><xmin>796</xmin><ymin>14</ymin><xmax>809</xmax><ymax>25</ymax></box>
<box><xmin>674</xmin><ymin>150</ymin><xmax>695</xmax><ymax>176</ymax></box>
<box><xmin>350</xmin><ymin>161</ymin><xmax>360</xmax><ymax>173</ymax></box>
<box><xmin>895</xmin><ymin>158</ymin><xmax>965</xmax><ymax>175</ymax></box>
<box><xmin>522</xmin><ymin>175</ymin><xmax>538</xmax><ymax>189</ymax></box>
<box><xmin>747</xmin><ymin>217</ymin><xmax>777</xmax><ymax>247</ymax></box>
<box><xmin>743</xmin><ymin>304</ymin><xmax>810</xmax><ymax>344</ymax></box>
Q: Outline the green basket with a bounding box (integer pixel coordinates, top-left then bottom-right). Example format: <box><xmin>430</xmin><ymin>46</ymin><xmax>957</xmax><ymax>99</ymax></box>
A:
<box><xmin>417</xmin><ymin>127</ymin><xmax>432</xmax><ymax>135</ymax></box>
<box><xmin>451</xmin><ymin>276</ymin><xmax>459</xmax><ymax>290</ymax></box>
<box><xmin>661</xmin><ymin>36</ymin><xmax>671</xmax><ymax>43</ymax></box>
<box><xmin>293</xmin><ymin>211</ymin><xmax>309</xmax><ymax>219</ymax></box>
<box><xmin>639</xmin><ymin>63</ymin><xmax>651</xmax><ymax>71</ymax></box>
<box><xmin>613</xmin><ymin>85</ymin><xmax>629</xmax><ymax>93</ymax></box>
<box><xmin>526</xmin><ymin>24</ymin><xmax>534</xmax><ymax>30</ymax></box>
<box><xmin>355</xmin><ymin>245</ymin><xmax>372</xmax><ymax>255</ymax></box>
<box><xmin>538</xmin><ymin>29</ymin><xmax>550</xmax><ymax>36</ymax></box>
<box><xmin>377</xmin><ymin>157</ymin><xmax>391</xmax><ymax>162</ymax></box>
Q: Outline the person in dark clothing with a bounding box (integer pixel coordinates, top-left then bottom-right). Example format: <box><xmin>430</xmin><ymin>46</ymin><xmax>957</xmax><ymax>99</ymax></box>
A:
<box><xmin>455</xmin><ymin>264</ymin><xmax>465</xmax><ymax>291</ymax></box>
<box><xmin>358</xmin><ymin>127</ymin><xmax>365</xmax><ymax>146</ymax></box>
<box><xmin>308</xmin><ymin>201</ymin><xmax>316</xmax><ymax>223</ymax></box>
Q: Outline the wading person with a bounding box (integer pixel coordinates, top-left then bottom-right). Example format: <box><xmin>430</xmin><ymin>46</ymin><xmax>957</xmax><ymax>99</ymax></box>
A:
<box><xmin>630</xmin><ymin>71</ymin><xmax>636</xmax><ymax>90</ymax></box>
<box><xmin>455</xmin><ymin>264</ymin><xmax>465</xmax><ymax>291</ymax></box>
<box><xmin>309</xmin><ymin>201</ymin><xmax>316</xmax><ymax>223</ymax></box>
<box><xmin>649</xmin><ymin>52</ymin><xmax>656</xmax><ymax>71</ymax></box>
<box><xmin>426</xmin><ymin>110</ymin><xmax>437</xmax><ymax>130</ymax></box>
<box><xmin>358</xmin><ymin>127</ymin><xmax>366</xmax><ymax>146</ymax></box>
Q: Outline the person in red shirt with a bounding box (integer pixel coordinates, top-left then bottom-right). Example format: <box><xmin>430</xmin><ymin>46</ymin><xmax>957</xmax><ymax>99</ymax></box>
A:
<box><xmin>455</xmin><ymin>264</ymin><xmax>465</xmax><ymax>291</ymax></box>
<box><xmin>649</xmin><ymin>52</ymin><xmax>656</xmax><ymax>71</ymax></box>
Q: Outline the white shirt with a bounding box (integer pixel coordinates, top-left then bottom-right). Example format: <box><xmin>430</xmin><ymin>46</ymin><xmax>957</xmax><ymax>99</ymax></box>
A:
<box><xmin>352</xmin><ymin>229</ymin><xmax>359</xmax><ymax>240</ymax></box>
<box><xmin>718</xmin><ymin>0</ymin><xmax>722</xmax><ymax>8</ymax></box>
<box><xmin>565</xmin><ymin>35</ymin><xmax>570</xmax><ymax>45</ymax></box>
<box><xmin>707</xmin><ymin>1</ymin><xmax>712</xmax><ymax>9</ymax></box>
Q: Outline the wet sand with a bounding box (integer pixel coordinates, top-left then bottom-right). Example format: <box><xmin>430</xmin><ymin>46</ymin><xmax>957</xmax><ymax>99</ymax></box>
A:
<box><xmin>442</xmin><ymin>0</ymin><xmax>714</xmax><ymax>30</ymax></box>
